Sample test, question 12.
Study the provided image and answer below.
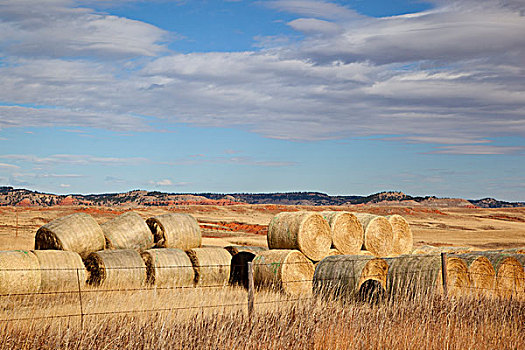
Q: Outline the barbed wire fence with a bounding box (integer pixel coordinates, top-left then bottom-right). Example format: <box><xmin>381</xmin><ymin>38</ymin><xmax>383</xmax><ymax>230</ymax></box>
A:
<box><xmin>0</xmin><ymin>252</ymin><xmax>523</xmax><ymax>325</ymax></box>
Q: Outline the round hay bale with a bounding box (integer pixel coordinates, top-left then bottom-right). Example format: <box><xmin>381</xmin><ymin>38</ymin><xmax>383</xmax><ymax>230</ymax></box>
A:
<box><xmin>321</xmin><ymin>211</ymin><xmax>363</xmax><ymax>255</ymax></box>
<box><xmin>102</xmin><ymin>212</ymin><xmax>154</xmax><ymax>251</ymax></box>
<box><xmin>147</xmin><ymin>213</ymin><xmax>202</xmax><ymax>250</ymax></box>
<box><xmin>0</xmin><ymin>250</ymin><xmax>41</xmax><ymax>295</ymax></box>
<box><xmin>84</xmin><ymin>249</ymin><xmax>147</xmax><ymax>288</ymax></box>
<box><xmin>386</xmin><ymin>215</ymin><xmax>413</xmax><ymax>256</ymax></box>
<box><xmin>411</xmin><ymin>246</ymin><xmax>474</xmax><ymax>255</ymax></box>
<box><xmin>229</xmin><ymin>251</ymin><xmax>257</xmax><ymax>288</ymax></box>
<box><xmin>313</xmin><ymin>255</ymin><xmax>388</xmax><ymax>302</ymax></box>
<box><xmin>141</xmin><ymin>248</ymin><xmax>194</xmax><ymax>288</ymax></box>
<box><xmin>353</xmin><ymin>213</ymin><xmax>393</xmax><ymax>257</ymax></box>
<box><xmin>387</xmin><ymin>254</ymin><xmax>470</xmax><ymax>299</ymax></box>
<box><xmin>35</xmin><ymin>213</ymin><xmax>105</xmax><ymax>259</ymax></box>
<box><xmin>185</xmin><ymin>247</ymin><xmax>231</xmax><ymax>287</ymax></box>
<box><xmin>457</xmin><ymin>253</ymin><xmax>496</xmax><ymax>298</ymax></box>
<box><xmin>253</xmin><ymin>249</ymin><xmax>314</xmax><ymax>296</ymax></box>
<box><xmin>224</xmin><ymin>245</ymin><xmax>268</xmax><ymax>256</ymax></box>
<box><xmin>267</xmin><ymin>211</ymin><xmax>331</xmax><ymax>261</ymax></box>
<box><xmin>32</xmin><ymin>250</ymin><xmax>86</xmax><ymax>292</ymax></box>
<box><xmin>477</xmin><ymin>252</ymin><xmax>525</xmax><ymax>299</ymax></box>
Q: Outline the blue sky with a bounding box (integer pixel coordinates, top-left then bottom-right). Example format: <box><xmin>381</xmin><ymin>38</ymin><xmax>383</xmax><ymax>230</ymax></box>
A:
<box><xmin>0</xmin><ymin>0</ymin><xmax>524</xmax><ymax>201</ymax></box>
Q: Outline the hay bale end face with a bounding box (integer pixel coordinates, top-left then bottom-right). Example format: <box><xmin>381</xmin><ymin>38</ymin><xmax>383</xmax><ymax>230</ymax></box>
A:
<box><xmin>102</xmin><ymin>212</ymin><xmax>154</xmax><ymax>251</ymax></box>
<box><xmin>267</xmin><ymin>212</ymin><xmax>331</xmax><ymax>261</ymax></box>
<box><xmin>35</xmin><ymin>213</ymin><xmax>105</xmax><ymax>259</ymax></box>
<box><xmin>141</xmin><ymin>248</ymin><xmax>194</xmax><ymax>287</ymax></box>
<box><xmin>0</xmin><ymin>250</ymin><xmax>41</xmax><ymax>295</ymax></box>
<box><xmin>32</xmin><ymin>250</ymin><xmax>86</xmax><ymax>292</ymax></box>
<box><xmin>478</xmin><ymin>252</ymin><xmax>525</xmax><ymax>299</ymax></box>
<box><xmin>313</xmin><ymin>255</ymin><xmax>388</xmax><ymax>301</ymax></box>
<box><xmin>84</xmin><ymin>249</ymin><xmax>147</xmax><ymax>288</ymax></box>
<box><xmin>185</xmin><ymin>247</ymin><xmax>231</xmax><ymax>287</ymax></box>
<box><xmin>321</xmin><ymin>211</ymin><xmax>364</xmax><ymax>255</ymax></box>
<box><xmin>387</xmin><ymin>215</ymin><xmax>413</xmax><ymax>256</ymax></box>
<box><xmin>147</xmin><ymin>213</ymin><xmax>202</xmax><ymax>250</ymax></box>
<box><xmin>253</xmin><ymin>249</ymin><xmax>314</xmax><ymax>296</ymax></box>
<box><xmin>353</xmin><ymin>213</ymin><xmax>393</xmax><ymax>257</ymax></box>
<box><xmin>457</xmin><ymin>253</ymin><xmax>496</xmax><ymax>298</ymax></box>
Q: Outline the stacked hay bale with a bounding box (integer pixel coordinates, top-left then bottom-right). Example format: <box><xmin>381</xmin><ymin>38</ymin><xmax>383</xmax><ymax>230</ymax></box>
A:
<box><xmin>353</xmin><ymin>213</ymin><xmax>394</xmax><ymax>257</ymax></box>
<box><xmin>321</xmin><ymin>212</ymin><xmax>363</xmax><ymax>255</ymax></box>
<box><xmin>84</xmin><ymin>249</ymin><xmax>147</xmax><ymax>289</ymax></box>
<box><xmin>147</xmin><ymin>213</ymin><xmax>202</xmax><ymax>250</ymax></box>
<box><xmin>141</xmin><ymin>248</ymin><xmax>194</xmax><ymax>288</ymax></box>
<box><xmin>253</xmin><ymin>249</ymin><xmax>314</xmax><ymax>296</ymax></box>
<box><xmin>101</xmin><ymin>212</ymin><xmax>154</xmax><ymax>251</ymax></box>
<box><xmin>313</xmin><ymin>255</ymin><xmax>388</xmax><ymax>302</ymax></box>
<box><xmin>456</xmin><ymin>253</ymin><xmax>496</xmax><ymax>298</ymax></box>
<box><xmin>34</xmin><ymin>213</ymin><xmax>105</xmax><ymax>258</ymax></box>
<box><xmin>185</xmin><ymin>247</ymin><xmax>232</xmax><ymax>287</ymax></box>
<box><xmin>32</xmin><ymin>250</ymin><xmax>86</xmax><ymax>292</ymax></box>
<box><xmin>387</xmin><ymin>215</ymin><xmax>413</xmax><ymax>255</ymax></box>
<box><xmin>387</xmin><ymin>254</ymin><xmax>470</xmax><ymax>299</ymax></box>
<box><xmin>0</xmin><ymin>250</ymin><xmax>41</xmax><ymax>295</ymax></box>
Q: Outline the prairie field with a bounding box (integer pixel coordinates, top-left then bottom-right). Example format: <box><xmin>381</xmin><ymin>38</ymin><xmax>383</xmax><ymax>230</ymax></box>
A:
<box><xmin>0</xmin><ymin>204</ymin><xmax>524</xmax><ymax>349</ymax></box>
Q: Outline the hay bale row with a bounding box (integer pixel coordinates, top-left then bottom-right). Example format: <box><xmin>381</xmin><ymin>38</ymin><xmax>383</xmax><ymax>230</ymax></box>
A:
<box><xmin>267</xmin><ymin>212</ymin><xmax>331</xmax><ymax>261</ymax></box>
<box><xmin>313</xmin><ymin>255</ymin><xmax>388</xmax><ymax>302</ymax></box>
<box><xmin>253</xmin><ymin>249</ymin><xmax>314</xmax><ymax>296</ymax></box>
<box><xmin>475</xmin><ymin>252</ymin><xmax>524</xmax><ymax>299</ymax></box>
<box><xmin>102</xmin><ymin>211</ymin><xmax>154</xmax><ymax>251</ymax></box>
<box><xmin>35</xmin><ymin>213</ymin><xmax>105</xmax><ymax>259</ymax></box>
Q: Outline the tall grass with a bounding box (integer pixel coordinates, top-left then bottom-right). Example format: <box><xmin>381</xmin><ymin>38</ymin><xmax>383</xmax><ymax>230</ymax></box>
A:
<box><xmin>0</xmin><ymin>287</ymin><xmax>523</xmax><ymax>349</ymax></box>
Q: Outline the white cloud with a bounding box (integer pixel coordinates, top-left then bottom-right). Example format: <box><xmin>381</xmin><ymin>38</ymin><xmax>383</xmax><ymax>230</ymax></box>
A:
<box><xmin>0</xmin><ymin>154</ymin><xmax>148</xmax><ymax>166</ymax></box>
<box><xmin>59</xmin><ymin>183</ymin><xmax>71</xmax><ymax>188</ymax></box>
<box><xmin>0</xmin><ymin>162</ymin><xmax>19</xmax><ymax>170</ymax></box>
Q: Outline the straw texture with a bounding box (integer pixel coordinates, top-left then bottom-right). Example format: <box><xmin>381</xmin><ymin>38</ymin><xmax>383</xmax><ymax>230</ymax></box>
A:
<box><xmin>387</xmin><ymin>254</ymin><xmax>470</xmax><ymax>298</ymax></box>
<box><xmin>0</xmin><ymin>250</ymin><xmax>41</xmax><ymax>294</ymax></box>
<box><xmin>35</xmin><ymin>213</ymin><xmax>105</xmax><ymax>259</ymax></box>
<box><xmin>141</xmin><ymin>248</ymin><xmax>194</xmax><ymax>287</ymax></box>
<box><xmin>477</xmin><ymin>252</ymin><xmax>524</xmax><ymax>299</ymax></box>
<box><xmin>253</xmin><ymin>249</ymin><xmax>314</xmax><ymax>296</ymax></box>
<box><xmin>313</xmin><ymin>255</ymin><xmax>388</xmax><ymax>301</ymax></box>
<box><xmin>185</xmin><ymin>247</ymin><xmax>231</xmax><ymax>287</ymax></box>
<box><xmin>102</xmin><ymin>212</ymin><xmax>154</xmax><ymax>251</ymax></box>
<box><xmin>147</xmin><ymin>213</ymin><xmax>202</xmax><ymax>250</ymax></box>
<box><xmin>84</xmin><ymin>249</ymin><xmax>147</xmax><ymax>288</ymax></box>
<box><xmin>411</xmin><ymin>246</ymin><xmax>474</xmax><ymax>255</ymax></box>
<box><xmin>457</xmin><ymin>253</ymin><xmax>495</xmax><ymax>298</ymax></box>
<box><xmin>321</xmin><ymin>212</ymin><xmax>363</xmax><ymax>255</ymax></box>
<box><xmin>353</xmin><ymin>213</ymin><xmax>393</xmax><ymax>257</ymax></box>
<box><xmin>32</xmin><ymin>250</ymin><xmax>86</xmax><ymax>292</ymax></box>
<box><xmin>267</xmin><ymin>211</ymin><xmax>331</xmax><ymax>261</ymax></box>
<box><xmin>224</xmin><ymin>246</ymin><xmax>268</xmax><ymax>256</ymax></box>
<box><xmin>387</xmin><ymin>215</ymin><xmax>413</xmax><ymax>255</ymax></box>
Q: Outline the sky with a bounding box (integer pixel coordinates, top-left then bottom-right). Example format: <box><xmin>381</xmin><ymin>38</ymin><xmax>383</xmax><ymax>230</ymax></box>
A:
<box><xmin>0</xmin><ymin>0</ymin><xmax>524</xmax><ymax>201</ymax></box>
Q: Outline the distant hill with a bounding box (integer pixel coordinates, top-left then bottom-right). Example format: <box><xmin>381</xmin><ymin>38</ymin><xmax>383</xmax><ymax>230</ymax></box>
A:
<box><xmin>1</xmin><ymin>187</ymin><xmax>523</xmax><ymax>208</ymax></box>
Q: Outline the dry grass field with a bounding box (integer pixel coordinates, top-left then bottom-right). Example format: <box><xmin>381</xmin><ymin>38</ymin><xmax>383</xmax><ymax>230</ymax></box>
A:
<box><xmin>0</xmin><ymin>204</ymin><xmax>524</xmax><ymax>349</ymax></box>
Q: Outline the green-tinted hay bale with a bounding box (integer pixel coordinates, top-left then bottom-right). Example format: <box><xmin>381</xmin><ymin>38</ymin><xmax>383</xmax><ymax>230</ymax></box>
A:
<box><xmin>353</xmin><ymin>213</ymin><xmax>393</xmax><ymax>257</ymax></box>
<box><xmin>387</xmin><ymin>254</ymin><xmax>470</xmax><ymax>299</ymax></box>
<box><xmin>313</xmin><ymin>255</ymin><xmax>388</xmax><ymax>302</ymax></box>
<box><xmin>147</xmin><ymin>213</ymin><xmax>202</xmax><ymax>250</ymax></box>
<box><xmin>32</xmin><ymin>250</ymin><xmax>86</xmax><ymax>292</ymax></box>
<box><xmin>267</xmin><ymin>212</ymin><xmax>331</xmax><ymax>261</ymax></box>
<box><xmin>0</xmin><ymin>250</ymin><xmax>41</xmax><ymax>295</ymax></box>
<box><xmin>84</xmin><ymin>249</ymin><xmax>147</xmax><ymax>289</ymax></box>
<box><xmin>185</xmin><ymin>247</ymin><xmax>232</xmax><ymax>287</ymax></box>
<box><xmin>321</xmin><ymin>212</ymin><xmax>363</xmax><ymax>255</ymax></box>
<box><xmin>35</xmin><ymin>213</ymin><xmax>105</xmax><ymax>259</ymax></box>
<box><xmin>102</xmin><ymin>212</ymin><xmax>154</xmax><ymax>251</ymax></box>
<box><xmin>141</xmin><ymin>248</ymin><xmax>194</xmax><ymax>287</ymax></box>
<box><xmin>386</xmin><ymin>215</ymin><xmax>413</xmax><ymax>256</ymax></box>
<box><xmin>253</xmin><ymin>249</ymin><xmax>314</xmax><ymax>296</ymax></box>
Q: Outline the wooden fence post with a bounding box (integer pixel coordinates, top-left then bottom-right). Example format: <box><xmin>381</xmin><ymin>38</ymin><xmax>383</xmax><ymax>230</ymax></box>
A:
<box><xmin>441</xmin><ymin>252</ymin><xmax>448</xmax><ymax>297</ymax></box>
<box><xmin>247</xmin><ymin>261</ymin><xmax>254</xmax><ymax>318</ymax></box>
